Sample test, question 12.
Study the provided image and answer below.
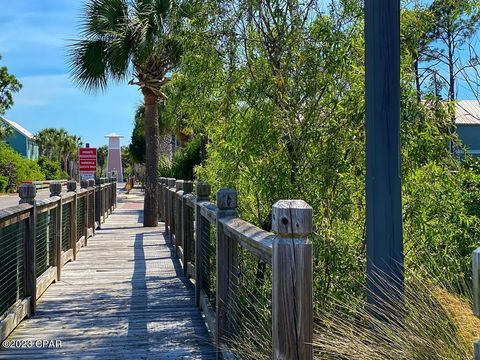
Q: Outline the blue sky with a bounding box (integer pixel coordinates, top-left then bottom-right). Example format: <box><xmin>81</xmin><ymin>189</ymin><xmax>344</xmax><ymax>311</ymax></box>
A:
<box><xmin>1</xmin><ymin>1</ymin><xmax>478</xmax><ymax>149</ymax></box>
<box><xmin>0</xmin><ymin>0</ymin><xmax>141</xmax><ymax>148</ymax></box>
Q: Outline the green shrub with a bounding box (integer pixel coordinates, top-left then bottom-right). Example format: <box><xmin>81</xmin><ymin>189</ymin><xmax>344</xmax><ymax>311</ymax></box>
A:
<box><xmin>0</xmin><ymin>143</ymin><xmax>45</xmax><ymax>192</ymax></box>
<box><xmin>158</xmin><ymin>137</ymin><xmax>201</xmax><ymax>180</ymax></box>
<box><xmin>37</xmin><ymin>157</ymin><xmax>68</xmax><ymax>180</ymax></box>
<box><xmin>0</xmin><ymin>175</ymin><xmax>8</xmax><ymax>193</ymax></box>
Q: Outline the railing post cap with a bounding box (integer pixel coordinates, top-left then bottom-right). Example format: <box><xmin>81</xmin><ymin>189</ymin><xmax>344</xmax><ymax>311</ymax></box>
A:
<box><xmin>196</xmin><ymin>182</ymin><xmax>211</xmax><ymax>198</ymax></box>
<box><xmin>216</xmin><ymin>188</ymin><xmax>237</xmax><ymax>210</ymax></box>
<box><xmin>183</xmin><ymin>181</ymin><xmax>194</xmax><ymax>193</ymax></box>
<box><xmin>88</xmin><ymin>179</ymin><xmax>95</xmax><ymax>187</ymax></box>
<box><xmin>95</xmin><ymin>178</ymin><xmax>101</xmax><ymax>185</ymax></box>
<box><xmin>175</xmin><ymin>180</ymin><xmax>184</xmax><ymax>190</ymax></box>
<box><xmin>80</xmin><ymin>180</ymin><xmax>88</xmax><ymax>189</ymax></box>
<box><xmin>272</xmin><ymin>200</ymin><xmax>313</xmax><ymax>237</ymax></box>
<box><xmin>167</xmin><ymin>178</ymin><xmax>176</xmax><ymax>187</ymax></box>
<box><xmin>49</xmin><ymin>181</ymin><xmax>62</xmax><ymax>196</ymax></box>
<box><xmin>67</xmin><ymin>180</ymin><xmax>77</xmax><ymax>192</ymax></box>
<box><xmin>19</xmin><ymin>184</ymin><xmax>37</xmax><ymax>204</ymax></box>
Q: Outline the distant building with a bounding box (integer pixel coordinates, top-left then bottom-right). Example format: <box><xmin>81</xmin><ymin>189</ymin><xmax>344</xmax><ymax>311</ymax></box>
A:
<box><xmin>455</xmin><ymin>101</ymin><xmax>480</xmax><ymax>157</ymax></box>
<box><xmin>0</xmin><ymin>117</ymin><xmax>38</xmax><ymax>160</ymax></box>
<box><xmin>105</xmin><ymin>133</ymin><xmax>123</xmax><ymax>182</ymax></box>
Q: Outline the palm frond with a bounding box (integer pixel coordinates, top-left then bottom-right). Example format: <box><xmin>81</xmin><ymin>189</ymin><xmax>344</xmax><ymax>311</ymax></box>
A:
<box><xmin>82</xmin><ymin>0</ymin><xmax>129</xmax><ymax>39</ymax></box>
<box><xmin>69</xmin><ymin>39</ymin><xmax>109</xmax><ymax>91</ymax></box>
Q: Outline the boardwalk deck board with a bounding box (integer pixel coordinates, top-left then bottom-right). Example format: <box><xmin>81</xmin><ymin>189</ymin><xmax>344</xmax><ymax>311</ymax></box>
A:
<box><xmin>0</xmin><ymin>191</ymin><xmax>216</xmax><ymax>360</ymax></box>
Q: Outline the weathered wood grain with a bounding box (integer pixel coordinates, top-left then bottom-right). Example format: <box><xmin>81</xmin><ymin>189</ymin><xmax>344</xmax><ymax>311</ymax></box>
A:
<box><xmin>221</xmin><ymin>217</ymin><xmax>274</xmax><ymax>265</ymax></box>
<box><xmin>0</xmin><ymin>204</ymin><xmax>31</xmax><ymax>227</ymax></box>
<box><xmin>272</xmin><ymin>200</ymin><xmax>313</xmax><ymax>360</ymax></box>
<box><xmin>1</xmin><ymin>190</ymin><xmax>215</xmax><ymax>359</ymax></box>
<box><xmin>0</xmin><ymin>298</ymin><xmax>30</xmax><ymax>343</ymax></box>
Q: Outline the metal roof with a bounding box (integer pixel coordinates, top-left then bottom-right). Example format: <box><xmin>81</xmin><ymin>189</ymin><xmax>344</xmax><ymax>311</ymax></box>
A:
<box><xmin>455</xmin><ymin>100</ymin><xmax>480</xmax><ymax>125</ymax></box>
<box><xmin>0</xmin><ymin>117</ymin><xmax>35</xmax><ymax>139</ymax></box>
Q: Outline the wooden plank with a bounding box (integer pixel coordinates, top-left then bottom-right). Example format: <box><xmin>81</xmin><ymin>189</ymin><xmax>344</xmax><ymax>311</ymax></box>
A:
<box><xmin>35</xmin><ymin>196</ymin><xmax>61</xmax><ymax>214</ymax></box>
<box><xmin>221</xmin><ymin>217</ymin><xmax>274</xmax><ymax>265</ymax></box>
<box><xmin>187</xmin><ymin>262</ymin><xmax>195</xmax><ymax>279</ymax></box>
<box><xmin>0</xmin><ymin>298</ymin><xmax>30</xmax><ymax>342</ymax></box>
<box><xmin>76</xmin><ymin>236</ymin><xmax>86</xmax><ymax>253</ymax></box>
<box><xmin>185</xmin><ymin>193</ymin><xmax>196</xmax><ymax>209</ymax></box>
<box><xmin>36</xmin><ymin>266</ymin><xmax>57</xmax><ymax>299</ymax></box>
<box><xmin>200</xmin><ymin>289</ymin><xmax>216</xmax><ymax>339</ymax></box>
<box><xmin>0</xmin><ymin>204</ymin><xmax>31</xmax><ymax>227</ymax></box>
<box><xmin>272</xmin><ymin>200</ymin><xmax>313</xmax><ymax>360</ymax></box>
<box><xmin>24</xmin><ymin>204</ymin><xmax>36</xmax><ymax>314</ymax></box>
<box><xmin>2</xmin><ymin>189</ymin><xmax>215</xmax><ymax>358</ymax></box>
<box><xmin>62</xmin><ymin>249</ymin><xmax>74</xmax><ymax>266</ymax></box>
<box><xmin>200</xmin><ymin>202</ymin><xmax>218</xmax><ymax>224</ymax></box>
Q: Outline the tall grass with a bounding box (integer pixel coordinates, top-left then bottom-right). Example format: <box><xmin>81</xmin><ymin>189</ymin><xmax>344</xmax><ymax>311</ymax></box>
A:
<box><xmin>314</xmin><ymin>270</ymin><xmax>479</xmax><ymax>359</ymax></box>
<box><xmin>222</xmin><ymin>269</ymin><xmax>479</xmax><ymax>359</ymax></box>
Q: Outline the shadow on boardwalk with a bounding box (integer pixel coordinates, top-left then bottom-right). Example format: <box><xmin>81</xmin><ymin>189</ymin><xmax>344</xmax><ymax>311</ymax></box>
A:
<box><xmin>0</xmin><ymin>190</ymin><xmax>216</xmax><ymax>360</ymax></box>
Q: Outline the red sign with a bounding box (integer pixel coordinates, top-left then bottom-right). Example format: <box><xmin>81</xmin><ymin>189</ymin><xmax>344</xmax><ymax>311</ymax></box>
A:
<box><xmin>79</xmin><ymin>147</ymin><xmax>97</xmax><ymax>172</ymax></box>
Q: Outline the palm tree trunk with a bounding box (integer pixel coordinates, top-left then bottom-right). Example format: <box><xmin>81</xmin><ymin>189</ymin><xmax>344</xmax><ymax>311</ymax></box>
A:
<box><xmin>142</xmin><ymin>90</ymin><xmax>160</xmax><ymax>227</ymax></box>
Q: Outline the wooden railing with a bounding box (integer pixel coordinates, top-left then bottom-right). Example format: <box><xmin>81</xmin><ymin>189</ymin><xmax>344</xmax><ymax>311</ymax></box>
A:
<box><xmin>159</xmin><ymin>177</ymin><xmax>314</xmax><ymax>360</ymax></box>
<box><xmin>0</xmin><ymin>178</ymin><xmax>116</xmax><ymax>342</ymax></box>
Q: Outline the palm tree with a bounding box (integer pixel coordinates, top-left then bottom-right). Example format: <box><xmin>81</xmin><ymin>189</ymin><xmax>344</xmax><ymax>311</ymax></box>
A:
<box><xmin>58</xmin><ymin>132</ymin><xmax>82</xmax><ymax>177</ymax></box>
<box><xmin>97</xmin><ymin>145</ymin><xmax>108</xmax><ymax>176</ymax></box>
<box><xmin>69</xmin><ymin>0</ymin><xmax>181</xmax><ymax>227</ymax></box>
<box><xmin>36</xmin><ymin>128</ymin><xmax>59</xmax><ymax>160</ymax></box>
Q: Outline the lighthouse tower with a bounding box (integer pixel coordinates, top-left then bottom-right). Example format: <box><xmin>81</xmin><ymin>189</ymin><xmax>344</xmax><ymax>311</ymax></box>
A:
<box><xmin>105</xmin><ymin>133</ymin><xmax>124</xmax><ymax>182</ymax></box>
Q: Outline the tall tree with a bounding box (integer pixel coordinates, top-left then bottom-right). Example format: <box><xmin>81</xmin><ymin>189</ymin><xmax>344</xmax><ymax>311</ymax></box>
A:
<box><xmin>97</xmin><ymin>145</ymin><xmax>108</xmax><ymax>176</ymax></box>
<box><xmin>129</xmin><ymin>102</ymin><xmax>172</xmax><ymax>165</ymax></box>
<box><xmin>401</xmin><ymin>3</ymin><xmax>435</xmax><ymax>101</ymax></box>
<box><xmin>426</xmin><ymin>0</ymin><xmax>480</xmax><ymax>101</ymax></box>
<box><xmin>0</xmin><ymin>54</ymin><xmax>22</xmax><ymax>115</ymax></box>
<box><xmin>36</xmin><ymin>128</ymin><xmax>59</xmax><ymax>160</ymax></box>
<box><xmin>69</xmin><ymin>0</ymin><xmax>181</xmax><ymax>227</ymax></box>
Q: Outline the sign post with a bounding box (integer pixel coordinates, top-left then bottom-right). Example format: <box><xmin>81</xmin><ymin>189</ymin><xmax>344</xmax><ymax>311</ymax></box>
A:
<box><xmin>79</xmin><ymin>147</ymin><xmax>97</xmax><ymax>181</ymax></box>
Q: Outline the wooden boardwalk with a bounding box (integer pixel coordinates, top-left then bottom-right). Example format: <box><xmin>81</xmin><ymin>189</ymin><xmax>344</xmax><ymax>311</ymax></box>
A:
<box><xmin>1</xmin><ymin>190</ymin><xmax>216</xmax><ymax>359</ymax></box>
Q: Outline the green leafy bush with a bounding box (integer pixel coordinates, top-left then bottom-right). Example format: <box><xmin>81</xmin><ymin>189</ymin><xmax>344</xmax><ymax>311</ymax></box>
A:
<box><xmin>0</xmin><ymin>143</ymin><xmax>45</xmax><ymax>192</ymax></box>
<box><xmin>159</xmin><ymin>137</ymin><xmax>201</xmax><ymax>180</ymax></box>
<box><xmin>37</xmin><ymin>157</ymin><xmax>68</xmax><ymax>180</ymax></box>
<box><xmin>0</xmin><ymin>175</ymin><xmax>8</xmax><ymax>193</ymax></box>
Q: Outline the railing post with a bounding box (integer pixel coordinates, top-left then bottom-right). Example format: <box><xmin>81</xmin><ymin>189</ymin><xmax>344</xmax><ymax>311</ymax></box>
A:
<box><xmin>195</xmin><ymin>182</ymin><xmax>211</xmax><ymax>307</ymax></box>
<box><xmin>175</xmin><ymin>180</ymin><xmax>184</xmax><ymax>249</ymax></box>
<box><xmin>81</xmin><ymin>180</ymin><xmax>89</xmax><ymax>245</ymax></box>
<box><xmin>158</xmin><ymin>177</ymin><xmax>164</xmax><ymax>221</ymax></box>
<box><xmin>50</xmin><ymin>182</ymin><xmax>63</xmax><ymax>281</ymax></box>
<box><xmin>95</xmin><ymin>178</ymin><xmax>101</xmax><ymax>229</ymax></box>
<box><xmin>159</xmin><ymin>177</ymin><xmax>166</xmax><ymax>221</ymax></box>
<box><xmin>166</xmin><ymin>178</ymin><xmax>176</xmax><ymax>235</ymax></box>
<box><xmin>67</xmin><ymin>181</ymin><xmax>77</xmax><ymax>260</ymax></box>
<box><xmin>88</xmin><ymin>179</ymin><xmax>96</xmax><ymax>236</ymax></box>
<box><xmin>215</xmin><ymin>188</ymin><xmax>237</xmax><ymax>356</ymax></box>
<box><xmin>19</xmin><ymin>184</ymin><xmax>37</xmax><ymax>315</ymax></box>
<box><xmin>272</xmin><ymin>200</ymin><xmax>313</xmax><ymax>360</ymax></box>
<box><xmin>182</xmin><ymin>181</ymin><xmax>194</xmax><ymax>276</ymax></box>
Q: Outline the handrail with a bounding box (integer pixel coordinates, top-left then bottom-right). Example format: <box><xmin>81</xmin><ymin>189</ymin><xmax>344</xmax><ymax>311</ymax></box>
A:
<box><xmin>0</xmin><ymin>178</ymin><xmax>117</xmax><ymax>343</ymax></box>
<box><xmin>158</xmin><ymin>176</ymin><xmax>313</xmax><ymax>360</ymax></box>
<box><xmin>0</xmin><ymin>203</ymin><xmax>32</xmax><ymax>227</ymax></box>
<box><xmin>221</xmin><ymin>216</ymin><xmax>274</xmax><ymax>265</ymax></box>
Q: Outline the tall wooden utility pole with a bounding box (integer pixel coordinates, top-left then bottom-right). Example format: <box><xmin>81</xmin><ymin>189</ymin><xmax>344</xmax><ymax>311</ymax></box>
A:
<box><xmin>365</xmin><ymin>0</ymin><xmax>404</xmax><ymax>305</ymax></box>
